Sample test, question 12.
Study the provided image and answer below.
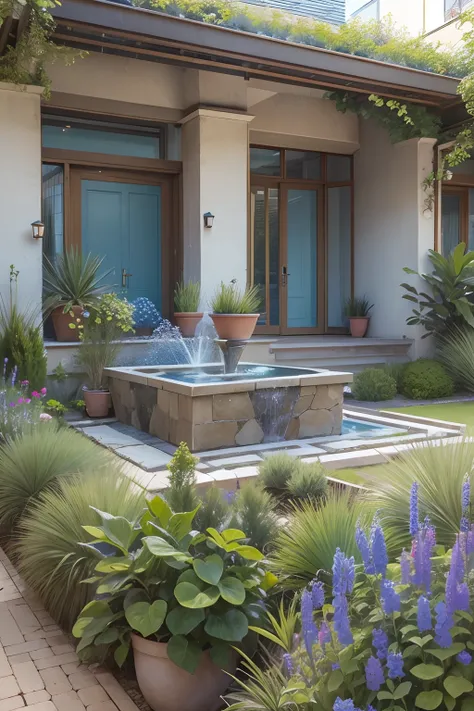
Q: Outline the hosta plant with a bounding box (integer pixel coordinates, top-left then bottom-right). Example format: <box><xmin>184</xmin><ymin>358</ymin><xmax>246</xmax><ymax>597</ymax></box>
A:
<box><xmin>73</xmin><ymin>496</ymin><xmax>276</xmax><ymax>673</ymax></box>
<box><xmin>228</xmin><ymin>480</ymin><xmax>474</xmax><ymax>711</ymax></box>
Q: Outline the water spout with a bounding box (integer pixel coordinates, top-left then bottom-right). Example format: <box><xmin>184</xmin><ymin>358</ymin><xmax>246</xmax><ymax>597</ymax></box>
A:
<box><xmin>215</xmin><ymin>339</ymin><xmax>247</xmax><ymax>374</ymax></box>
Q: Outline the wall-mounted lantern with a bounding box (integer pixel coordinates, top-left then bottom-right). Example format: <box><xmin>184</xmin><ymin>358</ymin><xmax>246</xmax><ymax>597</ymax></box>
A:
<box><xmin>203</xmin><ymin>212</ymin><xmax>215</xmax><ymax>229</ymax></box>
<box><xmin>31</xmin><ymin>221</ymin><xmax>45</xmax><ymax>240</ymax></box>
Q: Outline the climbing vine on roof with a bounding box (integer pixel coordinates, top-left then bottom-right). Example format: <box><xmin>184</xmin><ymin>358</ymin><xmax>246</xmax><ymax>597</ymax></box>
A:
<box><xmin>0</xmin><ymin>0</ymin><xmax>79</xmax><ymax>96</ymax></box>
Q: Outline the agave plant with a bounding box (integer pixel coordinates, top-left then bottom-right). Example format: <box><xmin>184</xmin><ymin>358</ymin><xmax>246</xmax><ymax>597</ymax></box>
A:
<box><xmin>343</xmin><ymin>295</ymin><xmax>373</xmax><ymax>318</ymax></box>
<box><xmin>401</xmin><ymin>242</ymin><xmax>474</xmax><ymax>338</ymax></box>
<box><xmin>16</xmin><ymin>471</ymin><xmax>145</xmax><ymax>630</ymax></box>
<box><xmin>43</xmin><ymin>249</ymin><xmax>113</xmax><ymax>315</ymax></box>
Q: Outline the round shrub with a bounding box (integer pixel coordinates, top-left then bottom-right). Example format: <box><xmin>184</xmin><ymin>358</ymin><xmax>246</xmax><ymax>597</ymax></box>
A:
<box><xmin>351</xmin><ymin>368</ymin><xmax>397</xmax><ymax>402</ymax></box>
<box><xmin>0</xmin><ymin>424</ymin><xmax>112</xmax><ymax>530</ymax></box>
<box><xmin>286</xmin><ymin>462</ymin><xmax>328</xmax><ymax>502</ymax></box>
<box><xmin>257</xmin><ymin>453</ymin><xmax>299</xmax><ymax>493</ymax></box>
<box><xmin>230</xmin><ymin>483</ymin><xmax>279</xmax><ymax>552</ymax></box>
<box><xmin>400</xmin><ymin>358</ymin><xmax>454</xmax><ymax>400</ymax></box>
<box><xmin>16</xmin><ymin>472</ymin><xmax>145</xmax><ymax>630</ymax></box>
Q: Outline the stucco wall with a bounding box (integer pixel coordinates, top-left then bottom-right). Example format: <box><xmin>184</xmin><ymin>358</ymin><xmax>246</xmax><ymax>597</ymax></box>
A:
<box><xmin>0</xmin><ymin>84</ymin><xmax>43</xmax><ymax>319</ymax></box>
<box><xmin>354</xmin><ymin>120</ymin><xmax>435</xmax><ymax>356</ymax></box>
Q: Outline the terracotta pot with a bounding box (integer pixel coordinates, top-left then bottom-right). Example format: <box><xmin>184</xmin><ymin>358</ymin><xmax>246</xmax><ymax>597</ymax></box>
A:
<box><xmin>174</xmin><ymin>312</ymin><xmax>204</xmax><ymax>338</ymax></box>
<box><xmin>134</xmin><ymin>326</ymin><xmax>154</xmax><ymax>337</ymax></box>
<box><xmin>51</xmin><ymin>306</ymin><xmax>83</xmax><ymax>342</ymax></box>
<box><xmin>349</xmin><ymin>317</ymin><xmax>370</xmax><ymax>338</ymax></box>
<box><xmin>210</xmin><ymin>313</ymin><xmax>259</xmax><ymax>340</ymax></box>
<box><xmin>83</xmin><ymin>389</ymin><xmax>111</xmax><ymax>418</ymax></box>
<box><xmin>131</xmin><ymin>635</ymin><xmax>232</xmax><ymax>711</ymax></box>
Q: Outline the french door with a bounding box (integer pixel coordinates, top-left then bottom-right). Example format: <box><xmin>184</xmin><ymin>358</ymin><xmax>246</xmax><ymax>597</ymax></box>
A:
<box><xmin>250</xmin><ymin>183</ymin><xmax>324</xmax><ymax>334</ymax></box>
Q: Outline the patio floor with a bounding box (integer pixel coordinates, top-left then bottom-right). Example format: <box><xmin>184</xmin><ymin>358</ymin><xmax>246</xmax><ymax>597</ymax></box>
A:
<box><xmin>0</xmin><ymin>549</ymin><xmax>141</xmax><ymax>711</ymax></box>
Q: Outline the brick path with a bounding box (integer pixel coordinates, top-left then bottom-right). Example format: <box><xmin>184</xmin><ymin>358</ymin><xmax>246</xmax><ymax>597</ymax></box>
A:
<box><xmin>0</xmin><ymin>548</ymin><xmax>140</xmax><ymax>711</ymax></box>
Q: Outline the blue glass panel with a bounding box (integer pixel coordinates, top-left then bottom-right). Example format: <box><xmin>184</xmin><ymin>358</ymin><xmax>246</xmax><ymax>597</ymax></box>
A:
<box><xmin>42</xmin><ymin>124</ymin><xmax>160</xmax><ymax>159</ymax></box>
<box><xmin>286</xmin><ymin>189</ymin><xmax>317</xmax><ymax>328</ymax></box>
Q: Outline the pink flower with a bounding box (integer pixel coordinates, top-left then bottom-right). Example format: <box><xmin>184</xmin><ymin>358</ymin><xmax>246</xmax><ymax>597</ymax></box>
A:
<box><xmin>8</xmin><ymin>402</ymin><xmax>15</xmax><ymax>408</ymax></box>
<box><xmin>24</xmin><ymin>398</ymin><xmax>31</xmax><ymax>404</ymax></box>
<box><xmin>40</xmin><ymin>413</ymin><xmax>53</xmax><ymax>421</ymax></box>
<box><xmin>20</xmin><ymin>380</ymin><xmax>29</xmax><ymax>386</ymax></box>
<box><xmin>17</xmin><ymin>398</ymin><xmax>24</xmax><ymax>405</ymax></box>
<box><xmin>31</xmin><ymin>391</ymin><xmax>41</xmax><ymax>398</ymax></box>
<box><xmin>40</xmin><ymin>387</ymin><xmax>47</xmax><ymax>395</ymax></box>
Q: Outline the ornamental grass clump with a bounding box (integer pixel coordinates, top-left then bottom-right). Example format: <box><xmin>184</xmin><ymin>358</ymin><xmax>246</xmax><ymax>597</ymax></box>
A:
<box><xmin>228</xmin><ymin>480</ymin><xmax>474</xmax><ymax>711</ymax></box>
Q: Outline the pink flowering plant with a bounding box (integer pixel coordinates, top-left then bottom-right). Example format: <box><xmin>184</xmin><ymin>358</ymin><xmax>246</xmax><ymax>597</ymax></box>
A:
<box><xmin>240</xmin><ymin>480</ymin><xmax>474</xmax><ymax>711</ymax></box>
<box><xmin>0</xmin><ymin>358</ymin><xmax>48</xmax><ymax>439</ymax></box>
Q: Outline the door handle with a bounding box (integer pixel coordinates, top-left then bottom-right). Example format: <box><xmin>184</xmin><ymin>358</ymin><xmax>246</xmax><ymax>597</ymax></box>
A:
<box><xmin>122</xmin><ymin>268</ymin><xmax>133</xmax><ymax>288</ymax></box>
<box><xmin>281</xmin><ymin>266</ymin><xmax>290</xmax><ymax>286</ymax></box>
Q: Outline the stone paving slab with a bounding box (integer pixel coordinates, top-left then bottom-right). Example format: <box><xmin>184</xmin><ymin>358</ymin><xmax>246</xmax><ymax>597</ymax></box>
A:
<box><xmin>0</xmin><ymin>549</ymin><xmax>140</xmax><ymax>711</ymax></box>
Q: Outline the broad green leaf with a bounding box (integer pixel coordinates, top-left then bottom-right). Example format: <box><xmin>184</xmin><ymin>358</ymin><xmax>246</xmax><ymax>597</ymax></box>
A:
<box><xmin>168</xmin><ymin>507</ymin><xmax>200</xmax><ymax>542</ymax></box>
<box><xmin>124</xmin><ymin>588</ymin><xmax>148</xmax><ymax>610</ymax></box>
<box><xmin>97</xmin><ymin>572</ymin><xmax>133</xmax><ymax>595</ymax></box>
<box><xmin>204</xmin><ymin>609</ymin><xmax>249</xmax><ymax>642</ymax></box>
<box><xmin>114</xmin><ymin>642</ymin><xmax>130</xmax><ymax>667</ymax></box>
<box><xmin>377</xmin><ymin>692</ymin><xmax>394</xmax><ymax>701</ymax></box>
<box><xmin>90</xmin><ymin>509</ymin><xmax>135</xmax><ymax>552</ymax></box>
<box><xmin>426</xmin><ymin>643</ymin><xmax>465</xmax><ymax>661</ymax></box>
<box><xmin>76</xmin><ymin>600</ymin><xmax>111</xmax><ymax>620</ymax></box>
<box><xmin>221</xmin><ymin>529</ymin><xmax>246</xmax><ymax>543</ymax></box>
<box><xmin>393</xmin><ymin>682</ymin><xmax>412</xmax><ymax>700</ymax></box>
<box><xmin>145</xmin><ymin>537</ymin><xmax>191</xmax><ymax>561</ymax></box>
<box><xmin>218</xmin><ymin>577</ymin><xmax>246</xmax><ymax>605</ymax></box>
<box><xmin>83</xmin><ymin>526</ymin><xmax>107</xmax><ymax>540</ymax></box>
<box><xmin>148</xmin><ymin>495</ymin><xmax>173</xmax><ymax>526</ymax></box>
<box><xmin>80</xmin><ymin>614</ymin><xmax>115</xmax><ymax>638</ymax></box>
<box><xmin>167</xmin><ymin>635</ymin><xmax>201</xmax><ymax>674</ymax></box>
<box><xmin>415</xmin><ymin>691</ymin><xmax>443</xmax><ymax>710</ymax></box>
<box><xmin>174</xmin><ymin>582</ymin><xmax>220</xmax><ymax>609</ymax></box>
<box><xmin>339</xmin><ymin>659</ymin><xmax>359</xmax><ymax>675</ymax></box>
<box><xmin>443</xmin><ymin>676</ymin><xmax>474</xmax><ymax>699</ymax></box>
<box><xmin>125</xmin><ymin>601</ymin><xmax>167</xmax><ymax>638</ymax></box>
<box><xmin>206</xmin><ymin>527</ymin><xmax>226</xmax><ymax>547</ymax></box>
<box><xmin>95</xmin><ymin>557</ymin><xmax>131</xmax><ymax>573</ymax></box>
<box><xmin>410</xmin><ymin>663</ymin><xmax>444</xmax><ymax>680</ymax></box>
<box><xmin>327</xmin><ymin>669</ymin><xmax>343</xmax><ymax>692</ymax></box>
<box><xmin>209</xmin><ymin>642</ymin><xmax>232</xmax><ymax>670</ymax></box>
<box><xmin>445</xmin><ymin>695</ymin><xmax>456</xmax><ymax>711</ymax></box>
<box><xmin>261</xmin><ymin>571</ymin><xmax>278</xmax><ymax>591</ymax></box>
<box><xmin>176</xmin><ymin>569</ymin><xmax>204</xmax><ymax>589</ymax></box>
<box><xmin>228</xmin><ymin>544</ymin><xmax>264</xmax><ymax>561</ymax></box>
<box><xmin>94</xmin><ymin>627</ymin><xmax>120</xmax><ymax>645</ymax></box>
<box><xmin>411</xmin><ymin>635</ymin><xmax>433</xmax><ymax>648</ymax></box>
<box><xmin>166</xmin><ymin>607</ymin><xmax>204</xmax><ymax>635</ymax></box>
<box><xmin>193</xmin><ymin>555</ymin><xmax>224</xmax><ymax>586</ymax></box>
<box><xmin>403</xmin><ymin>644</ymin><xmax>422</xmax><ymax>659</ymax></box>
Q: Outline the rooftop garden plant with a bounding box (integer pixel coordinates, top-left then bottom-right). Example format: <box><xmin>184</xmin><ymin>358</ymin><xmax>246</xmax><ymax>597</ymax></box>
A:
<box><xmin>228</xmin><ymin>480</ymin><xmax>474</xmax><ymax>711</ymax></box>
<box><xmin>73</xmin><ymin>495</ymin><xmax>276</xmax><ymax>672</ymax></box>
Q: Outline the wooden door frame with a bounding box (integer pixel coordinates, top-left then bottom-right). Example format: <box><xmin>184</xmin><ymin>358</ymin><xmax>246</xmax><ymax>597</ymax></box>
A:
<box><xmin>42</xmin><ymin>153</ymin><xmax>181</xmax><ymax>319</ymax></box>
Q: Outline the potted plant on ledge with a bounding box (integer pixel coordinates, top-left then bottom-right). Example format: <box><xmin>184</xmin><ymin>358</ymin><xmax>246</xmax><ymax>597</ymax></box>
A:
<box><xmin>73</xmin><ymin>496</ymin><xmax>274</xmax><ymax>711</ymax></box>
<box><xmin>43</xmin><ymin>249</ymin><xmax>112</xmax><ymax>342</ymax></box>
<box><xmin>344</xmin><ymin>295</ymin><xmax>373</xmax><ymax>338</ymax></box>
<box><xmin>210</xmin><ymin>280</ymin><xmax>261</xmax><ymax>340</ymax></box>
<box><xmin>174</xmin><ymin>281</ymin><xmax>203</xmax><ymax>337</ymax></box>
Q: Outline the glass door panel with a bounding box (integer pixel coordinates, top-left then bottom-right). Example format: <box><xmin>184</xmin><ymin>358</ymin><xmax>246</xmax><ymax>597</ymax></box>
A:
<box><xmin>327</xmin><ymin>186</ymin><xmax>352</xmax><ymax>327</ymax></box>
<box><xmin>250</xmin><ymin>186</ymin><xmax>279</xmax><ymax>329</ymax></box>
<box><xmin>441</xmin><ymin>190</ymin><xmax>466</xmax><ymax>256</ymax></box>
<box><xmin>282</xmin><ymin>187</ymin><xmax>320</xmax><ymax>333</ymax></box>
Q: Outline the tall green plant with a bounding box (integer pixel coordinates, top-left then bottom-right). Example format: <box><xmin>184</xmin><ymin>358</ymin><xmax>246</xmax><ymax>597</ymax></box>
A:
<box><xmin>438</xmin><ymin>326</ymin><xmax>474</xmax><ymax>393</ymax></box>
<box><xmin>174</xmin><ymin>281</ymin><xmax>201</xmax><ymax>312</ymax></box>
<box><xmin>230</xmin><ymin>483</ymin><xmax>279</xmax><ymax>552</ymax></box>
<box><xmin>43</xmin><ymin>249</ymin><xmax>113</xmax><ymax>315</ymax></box>
<box><xmin>401</xmin><ymin>243</ymin><xmax>474</xmax><ymax>338</ymax></box>
<box><xmin>270</xmin><ymin>490</ymin><xmax>373</xmax><ymax>588</ymax></box>
<box><xmin>0</xmin><ymin>424</ymin><xmax>112</xmax><ymax>530</ymax></box>
<box><xmin>210</xmin><ymin>281</ymin><xmax>261</xmax><ymax>314</ymax></box>
<box><xmin>165</xmin><ymin>442</ymin><xmax>199</xmax><ymax>512</ymax></box>
<box><xmin>364</xmin><ymin>437</ymin><xmax>474</xmax><ymax>555</ymax></box>
<box><xmin>16</xmin><ymin>471</ymin><xmax>145</xmax><ymax>630</ymax></box>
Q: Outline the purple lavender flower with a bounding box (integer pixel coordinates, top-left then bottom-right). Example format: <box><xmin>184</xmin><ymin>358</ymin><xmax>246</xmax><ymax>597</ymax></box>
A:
<box><xmin>356</xmin><ymin>523</ymin><xmax>374</xmax><ymax>575</ymax></box>
<box><xmin>446</xmin><ymin>535</ymin><xmax>467</xmax><ymax>613</ymax></box>
<box><xmin>462</xmin><ymin>476</ymin><xmax>470</xmax><ymax>512</ymax></box>
<box><xmin>301</xmin><ymin>589</ymin><xmax>317</xmax><ymax>657</ymax></box>
<box><xmin>412</xmin><ymin>519</ymin><xmax>436</xmax><ymax>593</ymax></box>
<box><xmin>371</xmin><ymin>519</ymin><xmax>388</xmax><ymax>577</ymax></box>
<box><xmin>372</xmin><ymin>628</ymin><xmax>388</xmax><ymax>660</ymax></box>
<box><xmin>468</xmin><ymin>524</ymin><xmax>474</xmax><ymax>556</ymax></box>
<box><xmin>457</xmin><ymin>650</ymin><xmax>472</xmax><ymax>665</ymax></box>
<box><xmin>332</xmin><ymin>548</ymin><xmax>355</xmax><ymax>596</ymax></box>
<box><xmin>380</xmin><ymin>579</ymin><xmax>401</xmax><ymax>614</ymax></box>
<box><xmin>318</xmin><ymin>622</ymin><xmax>331</xmax><ymax>649</ymax></box>
<box><xmin>410</xmin><ymin>482</ymin><xmax>419</xmax><ymax>536</ymax></box>
<box><xmin>311</xmin><ymin>580</ymin><xmax>325</xmax><ymax>609</ymax></box>
<box><xmin>400</xmin><ymin>549</ymin><xmax>411</xmax><ymax>584</ymax></box>
<box><xmin>387</xmin><ymin>652</ymin><xmax>405</xmax><ymax>679</ymax></box>
<box><xmin>461</xmin><ymin>517</ymin><xmax>470</xmax><ymax>533</ymax></box>
<box><xmin>333</xmin><ymin>593</ymin><xmax>353</xmax><ymax>647</ymax></box>
<box><xmin>11</xmin><ymin>365</ymin><xmax>17</xmax><ymax>387</ymax></box>
<box><xmin>282</xmin><ymin>653</ymin><xmax>294</xmax><ymax>677</ymax></box>
<box><xmin>417</xmin><ymin>596</ymin><xmax>431</xmax><ymax>632</ymax></box>
<box><xmin>332</xmin><ymin>663</ymin><xmax>341</xmax><ymax>670</ymax></box>
<box><xmin>365</xmin><ymin>656</ymin><xmax>385</xmax><ymax>691</ymax></box>
<box><xmin>435</xmin><ymin>601</ymin><xmax>453</xmax><ymax>648</ymax></box>
<box><xmin>333</xmin><ymin>699</ymin><xmax>357</xmax><ymax>711</ymax></box>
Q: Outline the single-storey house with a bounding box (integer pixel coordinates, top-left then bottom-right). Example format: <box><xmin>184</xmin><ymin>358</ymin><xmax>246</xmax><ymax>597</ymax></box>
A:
<box><xmin>0</xmin><ymin>0</ymin><xmax>470</xmax><ymax>371</ymax></box>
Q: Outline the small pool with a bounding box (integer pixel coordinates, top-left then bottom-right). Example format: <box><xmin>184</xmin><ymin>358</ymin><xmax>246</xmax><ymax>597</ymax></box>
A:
<box><xmin>342</xmin><ymin>417</ymin><xmax>403</xmax><ymax>438</ymax></box>
<box><xmin>157</xmin><ymin>364</ymin><xmax>315</xmax><ymax>384</ymax></box>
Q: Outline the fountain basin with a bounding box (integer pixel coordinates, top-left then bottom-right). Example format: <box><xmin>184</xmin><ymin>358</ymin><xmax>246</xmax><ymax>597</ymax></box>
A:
<box><xmin>105</xmin><ymin>363</ymin><xmax>353</xmax><ymax>452</ymax></box>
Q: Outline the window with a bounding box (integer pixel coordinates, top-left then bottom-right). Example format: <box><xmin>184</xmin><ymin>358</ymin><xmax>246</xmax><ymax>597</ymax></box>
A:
<box><xmin>42</xmin><ymin>164</ymin><xmax>64</xmax><ymax>259</ymax></box>
<box><xmin>42</xmin><ymin>116</ymin><xmax>162</xmax><ymax>159</ymax></box>
<box><xmin>445</xmin><ymin>0</ymin><xmax>473</xmax><ymax>20</ymax></box>
<box><xmin>327</xmin><ymin>187</ymin><xmax>352</xmax><ymax>327</ymax></box>
<box><xmin>351</xmin><ymin>0</ymin><xmax>379</xmax><ymax>20</ymax></box>
<box><xmin>286</xmin><ymin>151</ymin><xmax>321</xmax><ymax>180</ymax></box>
<box><xmin>327</xmin><ymin>155</ymin><xmax>351</xmax><ymax>182</ymax></box>
<box><xmin>249</xmin><ymin>148</ymin><xmax>281</xmax><ymax>176</ymax></box>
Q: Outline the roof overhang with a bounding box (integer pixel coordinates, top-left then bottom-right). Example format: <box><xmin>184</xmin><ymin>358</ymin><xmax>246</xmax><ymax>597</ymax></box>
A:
<box><xmin>51</xmin><ymin>0</ymin><xmax>462</xmax><ymax>111</ymax></box>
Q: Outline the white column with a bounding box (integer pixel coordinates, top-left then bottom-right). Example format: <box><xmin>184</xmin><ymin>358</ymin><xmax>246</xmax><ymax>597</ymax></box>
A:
<box><xmin>0</xmin><ymin>83</ymin><xmax>43</xmax><ymax>318</ymax></box>
<box><xmin>181</xmin><ymin>109</ymin><xmax>253</xmax><ymax>308</ymax></box>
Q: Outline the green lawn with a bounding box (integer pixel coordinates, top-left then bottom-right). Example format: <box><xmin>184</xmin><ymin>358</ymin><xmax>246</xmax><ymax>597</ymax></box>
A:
<box><xmin>327</xmin><ymin>467</ymin><xmax>366</xmax><ymax>486</ymax></box>
<box><xmin>385</xmin><ymin>401</ymin><xmax>474</xmax><ymax>427</ymax></box>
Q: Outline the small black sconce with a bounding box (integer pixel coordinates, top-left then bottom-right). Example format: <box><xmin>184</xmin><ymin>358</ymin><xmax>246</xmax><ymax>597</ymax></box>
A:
<box><xmin>203</xmin><ymin>212</ymin><xmax>215</xmax><ymax>229</ymax></box>
<box><xmin>31</xmin><ymin>221</ymin><xmax>45</xmax><ymax>240</ymax></box>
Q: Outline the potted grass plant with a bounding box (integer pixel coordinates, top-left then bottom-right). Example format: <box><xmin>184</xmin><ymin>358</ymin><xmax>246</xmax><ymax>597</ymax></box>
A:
<box><xmin>210</xmin><ymin>280</ymin><xmax>261</xmax><ymax>340</ymax></box>
<box><xmin>344</xmin><ymin>295</ymin><xmax>373</xmax><ymax>337</ymax></box>
<box><xmin>174</xmin><ymin>281</ymin><xmax>203</xmax><ymax>337</ymax></box>
<box><xmin>73</xmin><ymin>495</ymin><xmax>274</xmax><ymax>711</ymax></box>
<box><xmin>43</xmin><ymin>249</ymin><xmax>113</xmax><ymax>342</ymax></box>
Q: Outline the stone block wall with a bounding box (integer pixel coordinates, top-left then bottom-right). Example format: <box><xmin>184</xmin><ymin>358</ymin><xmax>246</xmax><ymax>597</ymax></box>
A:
<box><xmin>109</xmin><ymin>377</ymin><xmax>344</xmax><ymax>452</ymax></box>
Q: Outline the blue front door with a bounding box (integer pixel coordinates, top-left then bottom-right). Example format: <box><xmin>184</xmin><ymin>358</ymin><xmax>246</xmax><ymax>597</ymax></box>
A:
<box><xmin>81</xmin><ymin>179</ymin><xmax>162</xmax><ymax>309</ymax></box>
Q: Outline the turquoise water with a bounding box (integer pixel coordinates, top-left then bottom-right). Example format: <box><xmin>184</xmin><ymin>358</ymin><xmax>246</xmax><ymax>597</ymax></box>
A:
<box><xmin>158</xmin><ymin>364</ymin><xmax>315</xmax><ymax>384</ymax></box>
<box><xmin>342</xmin><ymin>417</ymin><xmax>401</xmax><ymax>437</ymax></box>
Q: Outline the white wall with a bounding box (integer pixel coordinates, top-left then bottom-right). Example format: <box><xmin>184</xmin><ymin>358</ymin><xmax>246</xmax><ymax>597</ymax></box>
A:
<box><xmin>0</xmin><ymin>84</ymin><xmax>43</xmax><ymax>319</ymax></box>
<box><xmin>181</xmin><ymin>110</ymin><xmax>250</xmax><ymax>307</ymax></box>
<box><xmin>354</xmin><ymin>120</ymin><xmax>436</xmax><ymax>356</ymax></box>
